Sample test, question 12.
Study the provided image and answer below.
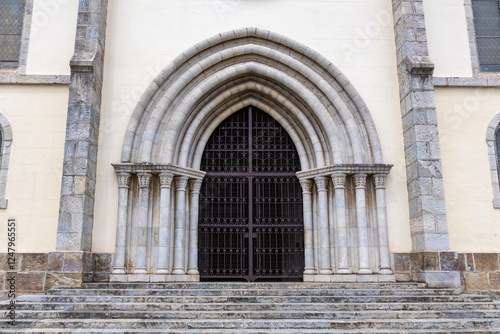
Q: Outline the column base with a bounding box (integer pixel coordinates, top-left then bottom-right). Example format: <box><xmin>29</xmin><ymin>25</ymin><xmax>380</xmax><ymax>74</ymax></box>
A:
<box><xmin>187</xmin><ymin>268</ymin><xmax>200</xmax><ymax>275</ymax></box>
<box><xmin>303</xmin><ymin>274</ymin><xmax>396</xmax><ymax>283</ymax></box>
<box><xmin>110</xmin><ymin>274</ymin><xmax>200</xmax><ymax>282</ymax></box>
<box><xmin>336</xmin><ymin>268</ymin><xmax>351</xmax><ymax>274</ymax></box>
<box><xmin>132</xmin><ymin>268</ymin><xmax>147</xmax><ymax>274</ymax></box>
<box><xmin>319</xmin><ymin>269</ymin><xmax>334</xmax><ymax>275</ymax></box>
<box><xmin>357</xmin><ymin>268</ymin><xmax>373</xmax><ymax>275</ymax></box>
<box><xmin>111</xmin><ymin>267</ymin><xmax>126</xmax><ymax>275</ymax></box>
<box><xmin>379</xmin><ymin>268</ymin><xmax>393</xmax><ymax>275</ymax></box>
<box><xmin>303</xmin><ymin>268</ymin><xmax>317</xmax><ymax>275</ymax></box>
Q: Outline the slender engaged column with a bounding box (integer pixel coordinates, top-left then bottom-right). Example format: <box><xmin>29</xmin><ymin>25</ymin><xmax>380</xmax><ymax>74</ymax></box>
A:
<box><xmin>354</xmin><ymin>174</ymin><xmax>372</xmax><ymax>274</ymax></box>
<box><xmin>332</xmin><ymin>173</ymin><xmax>350</xmax><ymax>274</ymax></box>
<box><xmin>112</xmin><ymin>172</ymin><xmax>131</xmax><ymax>274</ymax></box>
<box><xmin>300</xmin><ymin>179</ymin><xmax>316</xmax><ymax>275</ymax></box>
<box><xmin>172</xmin><ymin>176</ymin><xmax>189</xmax><ymax>275</ymax></box>
<box><xmin>187</xmin><ymin>179</ymin><xmax>203</xmax><ymax>275</ymax></box>
<box><xmin>314</xmin><ymin>176</ymin><xmax>333</xmax><ymax>275</ymax></box>
<box><xmin>374</xmin><ymin>174</ymin><xmax>393</xmax><ymax>275</ymax></box>
<box><xmin>134</xmin><ymin>172</ymin><xmax>151</xmax><ymax>274</ymax></box>
<box><xmin>157</xmin><ymin>173</ymin><xmax>174</xmax><ymax>274</ymax></box>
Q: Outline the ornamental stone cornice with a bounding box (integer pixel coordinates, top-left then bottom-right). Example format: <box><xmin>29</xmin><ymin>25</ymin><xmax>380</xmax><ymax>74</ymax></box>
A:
<box><xmin>296</xmin><ymin>164</ymin><xmax>393</xmax><ymax>180</ymax></box>
<box><xmin>112</xmin><ymin>163</ymin><xmax>206</xmax><ymax>180</ymax></box>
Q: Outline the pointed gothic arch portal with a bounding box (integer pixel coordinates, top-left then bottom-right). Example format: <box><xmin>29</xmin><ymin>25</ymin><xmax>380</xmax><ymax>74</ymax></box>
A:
<box><xmin>111</xmin><ymin>28</ymin><xmax>396</xmax><ymax>283</ymax></box>
<box><xmin>198</xmin><ymin>106</ymin><xmax>304</xmax><ymax>281</ymax></box>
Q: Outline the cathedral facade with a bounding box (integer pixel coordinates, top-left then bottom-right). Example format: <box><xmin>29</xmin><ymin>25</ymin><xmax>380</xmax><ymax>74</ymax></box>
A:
<box><xmin>1</xmin><ymin>0</ymin><xmax>500</xmax><ymax>295</ymax></box>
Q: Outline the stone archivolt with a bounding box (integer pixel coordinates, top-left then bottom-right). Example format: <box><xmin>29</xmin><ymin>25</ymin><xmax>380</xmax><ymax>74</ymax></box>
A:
<box><xmin>111</xmin><ymin>28</ymin><xmax>395</xmax><ymax>282</ymax></box>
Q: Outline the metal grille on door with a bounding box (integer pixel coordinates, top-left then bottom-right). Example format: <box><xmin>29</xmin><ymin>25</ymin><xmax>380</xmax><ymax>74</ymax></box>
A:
<box><xmin>199</xmin><ymin>106</ymin><xmax>304</xmax><ymax>281</ymax></box>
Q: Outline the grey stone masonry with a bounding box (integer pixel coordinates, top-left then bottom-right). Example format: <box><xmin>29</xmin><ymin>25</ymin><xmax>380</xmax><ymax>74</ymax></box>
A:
<box><xmin>56</xmin><ymin>0</ymin><xmax>108</xmax><ymax>252</ymax></box>
<box><xmin>392</xmin><ymin>0</ymin><xmax>450</xmax><ymax>252</ymax></box>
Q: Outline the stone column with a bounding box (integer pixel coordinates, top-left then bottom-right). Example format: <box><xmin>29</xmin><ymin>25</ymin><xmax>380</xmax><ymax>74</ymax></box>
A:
<box><xmin>157</xmin><ymin>173</ymin><xmax>174</xmax><ymax>274</ymax></box>
<box><xmin>172</xmin><ymin>176</ymin><xmax>188</xmax><ymax>275</ymax></box>
<box><xmin>112</xmin><ymin>172</ymin><xmax>131</xmax><ymax>274</ymax></box>
<box><xmin>332</xmin><ymin>173</ymin><xmax>350</xmax><ymax>274</ymax></box>
<box><xmin>392</xmin><ymin>0</ymin><xmax>450</xmax><ymax>252</ymax></box>
<box><xmin>314</xmin><ymin>176</ymin><xmax>333</xmax><ymax>275</ymax></box>
<box><xmin>374</xmin><ymin>174</ymin><xmax>393</xmax><ymax>275</ymax></box>
<box><xmin>300</xmin><ymin>179</ymin><xmax>316</xmax><ymax>275</ymax></box>
<box><xmin>354</xmin><ymin>174</ymin><xmax>372</xmax><ymax>274</ymax></box>
<box><xmin>187</xmin><ymin>179</ymin><xmax>203</xmax><ymax>275</ymax></box>
<box><xmin>133</xmin><ymin>172</ymin><xmax>151</xmax><ymax>274</ymax></box>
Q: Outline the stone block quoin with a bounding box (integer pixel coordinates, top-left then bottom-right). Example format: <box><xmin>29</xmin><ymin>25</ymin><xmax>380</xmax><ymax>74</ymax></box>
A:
<box><xmin>56</xmin><ymin>0</ymin><xmax>109</xmax><ymax>253</ymax></box>
<box><xmin>392</xmin><ymin>0</ymin><xmax>450</xmax><ymax>252</ymax></box>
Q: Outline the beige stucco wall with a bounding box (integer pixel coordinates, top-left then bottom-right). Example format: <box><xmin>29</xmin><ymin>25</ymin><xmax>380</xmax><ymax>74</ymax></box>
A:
<box><xmin>93</xmin><ymin>0</ymin><xmax>412</xmax><ymax>253</ymax></box>
<box><xmin>0</xmin><ymin>86</ymin><xmax>69</xmax><ymax>253</ymax></box>
<box><xmin>423</xmin><ymin>0</ymin><xmax>472</xmax><ymax>77</ymax></box>
<box><xmin>436</xmin><ymin>87</ymin><xmax>500</xmax><ymax>252</ymax></box>
<box><xmin>26</xmin><ymin>0</ymin><xmax>79</xmax><ymax>75</ymax></box>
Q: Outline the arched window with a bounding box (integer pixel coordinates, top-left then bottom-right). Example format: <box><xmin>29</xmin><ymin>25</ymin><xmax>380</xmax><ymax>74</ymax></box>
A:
<box><xmin>0</xmin><ymin>113</ymin><xmax>12</xmax><ymax>209</ymax></box>
<box><xmin>486</xmin><ymin>112</ymin><xmax>500</xmax><ymax>208</ymax></box>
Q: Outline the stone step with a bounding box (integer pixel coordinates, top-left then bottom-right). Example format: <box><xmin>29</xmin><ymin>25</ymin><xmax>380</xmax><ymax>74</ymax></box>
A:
<box><xmin>4</xmin><ymin>301</ymin><xmax>500</xmax><ymax>312</ymax></box>
<box><xmin>81</xmin><ymin>282</ymin><xmax>428</xmax><ymax>290</ymax></box>
<box><xmin>1</xmin><ymin>318</ymin><xmax>500</xmax><ymax>330</ymax></box>
<box><xmin>1</xmin><ymin>329</ymin><xmax>499</xmax><ymax>333</ymax></box>
<box><xmin>14</xmin><ymin>294</ymin><xmax>493</xmax><ymax>304</ymax></box>
<box><xmin>44</xmin><ymin>288</ymin><xmax>462</xmax><ymax>297</ymax></box>
<box><xmin>8</xmin><ymin>309</ymin><xmax>500</xmax><ymax>321</ymax></box>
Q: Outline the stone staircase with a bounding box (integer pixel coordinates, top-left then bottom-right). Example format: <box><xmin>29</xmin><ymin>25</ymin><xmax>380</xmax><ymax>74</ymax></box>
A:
<box><xmin>1</xmin><ymin>282</ymin><xmax>500</xmax><ymax>333</ymax></box>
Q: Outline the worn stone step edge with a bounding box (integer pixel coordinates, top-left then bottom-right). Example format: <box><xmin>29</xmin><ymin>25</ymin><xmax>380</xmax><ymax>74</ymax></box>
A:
<box><xmin>44</xmin><ymin>288</ymin><xmax>462</xmax><ymax>296</ymax></box>
<box><xmin>3</xmin><ymin>301</ymin><xmax>499</xmax><ymax>311</ymax></box>
<box><xmin>1</xmin><ymin>329</ymin><xmax>499</xmax><ymax>334</ymax></box>
<box><xmin>81</xmin><ymin>282</ymin><xmax>428</xmax><ymax>289</ymax></box>
<box><xmin>13</xmin><ymin>295</ymin><xmax>493</xmax><ymax>304</ymax></box>
<box><xmin>7</xmin><ymin>309</ymin><xmax>500</xmax><ymax>320</ymax></box>
<box><xmin>2</xmin><ymin>318</ymin><xmax>500</xmax><ymax>330</ymax></box>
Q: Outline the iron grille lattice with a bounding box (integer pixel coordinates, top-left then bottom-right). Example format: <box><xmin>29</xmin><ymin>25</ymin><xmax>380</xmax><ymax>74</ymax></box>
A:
<box><xmin>0</xmin><ymin>0</ymin><xmax>26</xmax><ymax>68</ymax></box>
<box><xmin>199</xmin><ymin>106</ymin><xmax>304</xmax><ymax>281</ymax></box>
<box><xmin>472</xmin><ymin>0</ymin><xmax>500</xmax><ymax>71</ymax></box>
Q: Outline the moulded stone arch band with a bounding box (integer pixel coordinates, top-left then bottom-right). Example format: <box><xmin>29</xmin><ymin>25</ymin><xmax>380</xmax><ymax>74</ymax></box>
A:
<box><xmin>171</xmin><ymin>80</ymin><xmax>347</xmax><ymax>169</ymax></box>
<box><xmin>148</xmin><ymin>62</ymin><xmax>341</xmax><ymax>165</ymax></box>
<box><xmin>170</xmin><ymin>77</ymin><xmax>344</xmax><ymax>167</ymax></box>
<box><xmin>189</xmin><ymin>96</ymin><xmax>317</xmax><ymax>171</ymax></box>
<box><xmin>121</xmin><ymin>27</ymin><xmax>384</xmax><ymax>170</ymax></box>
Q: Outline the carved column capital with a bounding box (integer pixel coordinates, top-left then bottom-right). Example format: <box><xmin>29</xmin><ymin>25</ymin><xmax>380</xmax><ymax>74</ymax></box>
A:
<box><xmin>373</xmin><ymin>174</ymin><xmax>387</xmax><ymax>189</ymax></box>
<box><xmin>189</xmin><ymin>179</ymin><xmax>203</xmax><ymax>194</ymax></box>
<box><xmin>353</xmin><ymin>174</ymin><xmax>367</xmax><ymax>189</ymax></box>
<box><xmin>137</xmin><ymin>172</ymin><xmax>152</xmax><ymax>188</ymax></box>
<box><xmin>174</xmin><ymin>176</ymin><xmax>189</xmax><ymax>191</ymax></box>
<box><xmin>331</xmin><ymin>173</ymin><xmax>346</xmax><ymax>189</ymax></box>
<box><xmin>116</xmin><ymin>172</ymin><xmax>131</xmax><ymax>188</ymax></box>
<box><xmin>314</xmin><ymin>176</ymin><xmax>328</xmax><ymax>191</ymax></box>
<box><xmin>299</xmin><ymin>179</ymin><xmax>313</xmax><ymax>193</ymax></box>
<box><xmin>159</xmin><ymin>173</ymin><xmax>174</xmax><ymax>188</ymax></box>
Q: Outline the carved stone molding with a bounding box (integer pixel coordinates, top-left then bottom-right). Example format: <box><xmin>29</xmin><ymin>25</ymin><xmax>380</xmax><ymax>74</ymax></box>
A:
<box><xmin>331</xmin><ymin>173</ymin><xmax>346</xmax><ymax>189</ymax></box>
<box><xmin>353</xmin><ymin>174</ymin><xmax>367</xmax><ymax>189</ymax></box>
<box><xmin>137</xmin><ymin>173</ymin><xmax>152</xmax><ymax>188</ymax></box>
<box><xmin>159</xmin><ymin>173</ymin><xmax>174</xmax><ymax>188</ymax></box>
<box><xmin>175</xmin><ymin>176</ymin><xmax>189</xmax><ymax>191</ymax></box>
<box><xmin>314</xmin><ymin>176</ymin><xmax>328</xmax><ymax>191</ymax></box>
<box><xmin>117</xmin><ymin>172</ymin><xmax>131</xmax><ymax>188</ymax></box>
<box><xmin>112</xmin><ymin>163</ymin><xmax>205</xmax><ymax>180</ymax></box>
<box><xmin>189</xmin><ymin>179</ymin><xmax>203</xmax><ymax>194</ymax></box>
<box><xmin>299</xmin><ymin>179</ymin><xmax>313</xmax><ymax>193</ymax></box>
<box><xmin>373</xmin><ymin>174</ymin><xmax>387</xmax><ymax>189</ymax></box>
<box><xmin>296</xmin><ymin>164</ymin><xmax>392</xmax><ymax>180</ymax></box>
